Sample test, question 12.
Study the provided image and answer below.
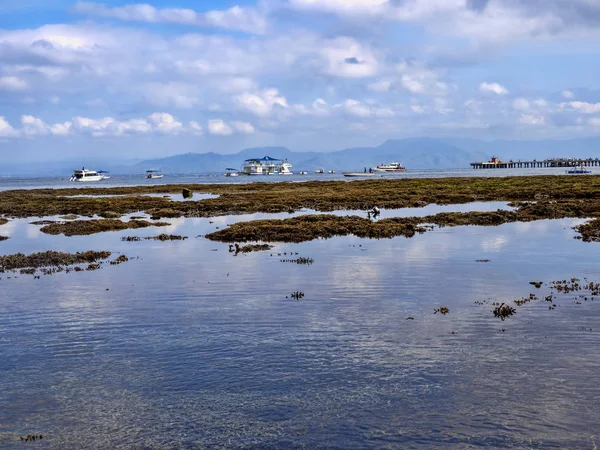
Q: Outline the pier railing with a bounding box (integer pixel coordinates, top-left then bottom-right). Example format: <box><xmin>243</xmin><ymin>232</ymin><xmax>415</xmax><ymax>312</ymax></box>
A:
<box><xmin>470</xmin><ymin>158</ymin><xmax>600</xmax><ymax>169</ymax></box>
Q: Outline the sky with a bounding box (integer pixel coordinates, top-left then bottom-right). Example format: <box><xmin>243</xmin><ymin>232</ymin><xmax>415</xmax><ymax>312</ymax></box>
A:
<box><xmin>1</xmin><ymin>0</ymin><xmax>600</xmax><ymax>162</ymax></box>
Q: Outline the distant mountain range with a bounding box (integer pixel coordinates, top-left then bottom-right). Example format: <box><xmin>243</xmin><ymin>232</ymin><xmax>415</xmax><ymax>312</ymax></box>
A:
<box><xmin>3</xmin><ymin>136</ymin><xmax>600</xmax><ymax>176</ymax></box>
<box><xmin>129</xmin><ymin>138</ymin><xmax>488</xmax><ymax>173</ymax></box>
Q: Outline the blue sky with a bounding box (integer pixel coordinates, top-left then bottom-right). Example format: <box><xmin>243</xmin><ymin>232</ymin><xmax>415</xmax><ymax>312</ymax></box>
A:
<box><xmin>1</xmin><ymin>0</ymin><xmax>600</xmax><ymax>161</ymax></box>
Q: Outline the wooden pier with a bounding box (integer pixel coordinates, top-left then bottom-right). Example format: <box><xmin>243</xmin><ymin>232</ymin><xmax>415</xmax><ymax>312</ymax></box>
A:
<box><xmin>471</xmin><ymin>157</ymin><xmax>600</xmax><ymax>169</ymax></box>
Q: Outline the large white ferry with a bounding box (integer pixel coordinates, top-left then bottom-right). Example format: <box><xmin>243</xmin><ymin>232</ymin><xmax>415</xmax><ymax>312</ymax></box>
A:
<box><xmin>69</xmin><ymin>168</ymin><xmax>109</xmax><ymax>182</ymax></box>
<box><xmin>373</xmin><ymin>162</ymin><xmax>406</xmax><ymax>173</ymax></box>
<box><xmin>241</xmin><ymin>156</ymin><xmax>293</xmax><ymax>175</ymax></box>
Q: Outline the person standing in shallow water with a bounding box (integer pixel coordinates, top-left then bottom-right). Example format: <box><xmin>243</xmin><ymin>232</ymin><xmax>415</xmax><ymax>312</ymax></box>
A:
<box><xmin>364</xmin><ymin>167</ymin><xmax>367</xmax><ymax>173</ymax></box>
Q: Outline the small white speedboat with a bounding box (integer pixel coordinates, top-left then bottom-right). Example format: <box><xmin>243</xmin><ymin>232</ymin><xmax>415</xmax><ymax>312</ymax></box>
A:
<box><xmin>146</xmin><ymin>169</ymin><xmax>164</xmax><ymax>179</ymax></box>
<box><xmin>225</xmin><ymin>168</ymin><xmax>239</xmax><ymax>177</ymax></box>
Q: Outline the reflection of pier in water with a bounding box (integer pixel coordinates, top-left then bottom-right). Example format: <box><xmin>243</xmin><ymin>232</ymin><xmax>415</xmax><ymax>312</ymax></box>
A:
<box><xmin>470</xmin><ymin>156</ymin><xmax>600</xmax><ymax>169</ymax></box>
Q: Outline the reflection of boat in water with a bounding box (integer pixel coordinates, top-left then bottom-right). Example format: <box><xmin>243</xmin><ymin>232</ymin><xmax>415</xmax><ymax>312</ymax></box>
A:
<box><xmin>373</xmin><ymin>162</ymin><xmax>406</xmax><ymax>173</ymax></box>
<box><xmin>567</xmin><ymin>166</ymin><xmax>591</xmax><ymax>174</ymax></box>
<box><xmin>343</xmin><ymin>172</ymin><xmax>376</xmax><ymax>177</ymax></box>
<box><xmin>69</xmin><ymin>168</ymin><xmax>107</xmax><ymax>182</ymax></box>
<box><xmin>225</xmin><ymin>168</ymin><xmax>239</xmax><ymax>177</ymax></box>
<box><xmin>146</xmin><ymin>169</ymin><xmax>164</xmax><ymax>179</ymax></box>
<box><xmin>241</xmin><ymin>156</ymin><xmax>293</xmax><ymax>175</ymax></box>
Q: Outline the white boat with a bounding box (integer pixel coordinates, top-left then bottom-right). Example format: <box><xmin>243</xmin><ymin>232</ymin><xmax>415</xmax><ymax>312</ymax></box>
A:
<box><xmin>69</xmin><ymin>168</ymin><xmax>106</xmax><ymax>182</ymax></box>
<box><xmin>98</xmin><ymin>170</ymin><xmax>111</xmax><ymax>180</ymax></box>
<box><xmin>343</xmin><ymin>172</ymin><xmax>376</xmax><ymax>177</ymax></box>
<box><xmin>328</xmin><ymin>170</ymin><xmax>335</xmax><ymax>174</ymax></box>
<box><xmin>280</xmin><ymin>162</ymin><xmax>293</xmax><ymax>175</ymax></box>
<box><xmin>241</xmin><ymin>156</ymin><xmax>293</xmax><ymax>175</ymax></box>
<box><xmin>225</xmin><ymin>168</ymin><xmax>239</xmax><ymax>177</ymax></box>
<box><xmin>373</xmin><ymin>162</ymin><xmax>406</xmax><ymax>173</ymax></box>
<box><xmin>146</xmin><ymin>169</ymin><xmax>164</xmax><ymax>179</ymax></box>
<box><xmin>298</xmin><ymin>171</ymin><xmax>308</xmax><ymax>175</ymax></box>
<box><xmin>315</xmin><ymin>168</ymin><xmax>324</xmax><ymax>174</ymax></box>
<box><xmin>567</xmin><ymin>166</ymin><xmax>591</xmax><ymax>174</ymax></box>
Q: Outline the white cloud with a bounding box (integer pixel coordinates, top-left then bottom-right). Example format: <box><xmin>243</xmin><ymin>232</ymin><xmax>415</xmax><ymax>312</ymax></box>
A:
<box><xmin>148</xmin><ymin>112</ymin><xmax>183</xmax><ymax>134</ymax></box>
<box><xmin>295</xmin><ymin>98</ymin><xmax>332</xmax><ymax>117</ymax></box>
<box><xmin>50</xmin><ymin>122</ymin><xmax>73</xmax><ymax>136</ymax></box>
<box><xmin>340</xmin><ymin>99</ymin><xmax>393</xmax><ymax>117</ymax></box>
<box><xmin>519</xmin><ymin>114</ymin><xmax>545</xmax><ymax>126</ymax></box>
<box><xmin>434</xmin><ymin>97</ymin><xmax>453</xmax><ymax>114</ymax></box>
<box><xmin>512</xmin><ymin>98</ymin><xmax>530</xmax><ymax>111</ymax></box>
<box><xmin>288</xmin><ymin>0</ymin><xmax>600</xmax><ymax>43</ymax></box>
<box><xmin>464</xmin><ymin>99</ymin><xmax>483</xmax><ymax>114</ymax></box>
<box><xmin>70</xmin><ymin>113</ymin><xmax>187</xmax><ymax>137</ymax></box>
<box><xmin>73</xmin><ymin>116</ymin><xmax>148</xmax><ymax>136</ymax></box>
<box><xmin>0</xmin><ymin>113</ymin><xmax>212</xmax><ymax>138</ymax></box>
<box><xmin>73</xmin><ymin>2</ymin><xmax>268</xmax><ymax>34</ymax></box>
<box><xmin>21</xmin><ymin>115</ymin><xmax>49</xmax><ymax>136</ymax></box>
<box><xmin>0</xmin><ymin>117</ymin><xmax>18</xmax><ymax>137</ymax></box>
<box><xmin>215</xmin><ymin>77</ymin><xmax>257</xmax><ymax>93</ymax></box>
<box><xmin>0</xmin><ymin>76</ymin><xmax>28</xmax><ymax>91</ymax></box>
<box><xmin>410</xmin><ymin>104</ymin><xmax>425</xmax><ymax>114</ymax></box>
<box><xmin>479</xmin><ymin>82</ymin><xmax>509</xmax><ymax>95</ymax></box>
<box><xmin>561</xmin><ymin>90</ymin><xmax>575</xmax><ymax>99</ymax></box>
<box><xmin>367</xmin><ymin>79</ymin><xmax>392</xmax><ymax>92</ymax></box>
<box><xmin>235</xmin><ymin>89</ymin><xmax>288</xmax><ymax>117</ymax></box>
<box><xmin>401</xmin><ymin>75</ymin><xmax>425</xmax><ymax>94</ymax></box>
<box><xmin>232</xmin><ymin>121</ymin><xmax>255</xmax><ymax>134</ymax></box>
<box><xmin>561</xmin><ymin>101</ymin><xmax>600</xmax><ymax>114</ymax></box>
<box><xmin>289</xmin><ymin>0</ymin><xmax>388</xmax><ymax>16</ymax></box>
<box><xmin>141</xmin><ymin>83</ymin><xmax>199</xmax><ymax>109</ymax></box>
<box><xmin>342</xmin><ymin>99</ymin><xmax>371</xmax><ymax>117</ymax></box>
<box><xmin>208</xmin><ymin>119</ymin><xmax>233</xmax><ymax>136</ymax></box>
<box><xmin>320</xmin><ymin>37</ymin><xmax>379</xmax><ymax>78</ymax></box>
<box><xmin>189</xmin><ymin>121</ymin><xmax>203</xmax><ymax>135</ymax></box>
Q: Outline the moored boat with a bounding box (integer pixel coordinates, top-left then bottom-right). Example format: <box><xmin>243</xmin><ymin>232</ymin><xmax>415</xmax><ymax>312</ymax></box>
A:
<box><xmin>225</xmin><ymin>168</ymin><xmax>239</xmax><ymax>177</ymax></box>
<box><xmin>315</xmin><ymin>168</ymin><xmax>324</xmax><ymax>174</ymax></box>
<box><xmin>69</xmin><ymin>168</ymin><xmax>106</xmax><ymax>182</ymax></box>
<box><xmin>241</xmin><ymin>156</ymin><xmax>293</xmax><ymax>175</ymax></box>
<box><xmin>146</xmin><ymin>169</ymin><xmax>164</xmax><ymax>179</ymax></box>
<box><xmin>342</xmin><ymin>172</ymin><xmax>376</xmax><ymax>177</ymax></box>
<box><xmin>567</xmin><ymin>166</ymin><xmax>591</xmax><ymax>174</ymax></box>
<box><xmin>373</xmin><ymin>162</ymin><xmax>406</xmax><ymax>173</ymax></box>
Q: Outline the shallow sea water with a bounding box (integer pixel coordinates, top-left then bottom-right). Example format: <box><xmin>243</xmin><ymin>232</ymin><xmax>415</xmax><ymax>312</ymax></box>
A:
<box><xmin>1</xmin><ymin>204</ymin><xmax>599</xmax><ymax>449</ymax></box>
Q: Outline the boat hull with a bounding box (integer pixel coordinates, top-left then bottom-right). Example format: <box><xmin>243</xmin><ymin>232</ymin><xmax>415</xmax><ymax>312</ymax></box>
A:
<box><xmin>147</xmin><ymin>174</ymin><xmax>164</xmax><ymax>179</ymax></box>
<box><xmin>343</xmin><ymin>172</ymin><xmax>376</xmax><ymax>177</ymax></box>
<box><xmin>70</xmin><ymin>176</ymin><xmax>104</xmax><ymax>182</ymax></box>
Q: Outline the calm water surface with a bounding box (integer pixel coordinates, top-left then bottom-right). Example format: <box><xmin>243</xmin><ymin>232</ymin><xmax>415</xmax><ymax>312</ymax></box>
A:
<box><xmin>0</xmin><ymin>166</ymin><xmax>592</xmax><ymax>191</ymax></box>
<box><xmin>1</xmin><ymin>205</ymin><xmax>599</xmax><ymax>448</ymax></box>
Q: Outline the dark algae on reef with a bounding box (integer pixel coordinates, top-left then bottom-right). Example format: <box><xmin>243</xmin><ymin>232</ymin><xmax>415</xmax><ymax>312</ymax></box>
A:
<box><xmin>2</xmin><ymin>175</ymin><xmax>600</xmax><ymax>219</ymax></box>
